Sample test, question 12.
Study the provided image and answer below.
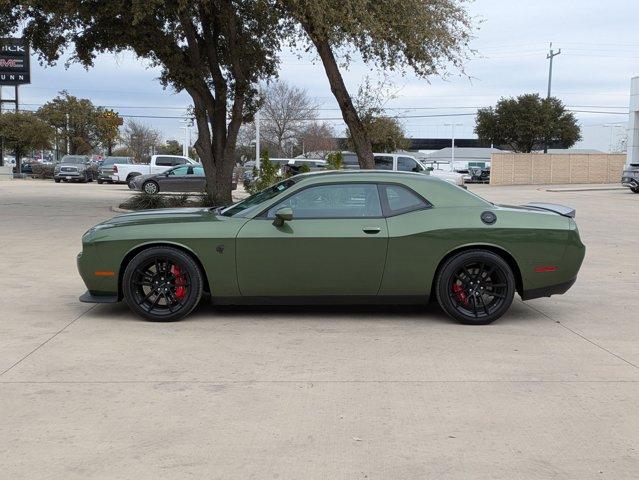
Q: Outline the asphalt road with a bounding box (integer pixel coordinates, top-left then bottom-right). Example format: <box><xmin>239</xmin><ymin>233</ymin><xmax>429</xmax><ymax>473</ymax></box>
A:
<box><xmin>1</xmin><ymin>180</ymin><xmax>638</xmax><ymax>479</ymax></box>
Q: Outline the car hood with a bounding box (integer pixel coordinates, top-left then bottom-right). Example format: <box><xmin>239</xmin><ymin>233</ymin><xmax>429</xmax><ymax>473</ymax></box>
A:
<box><xmin>101</xmin><ymin>208</ymin><xmax>217</xmax><ymax>228</ymax></box>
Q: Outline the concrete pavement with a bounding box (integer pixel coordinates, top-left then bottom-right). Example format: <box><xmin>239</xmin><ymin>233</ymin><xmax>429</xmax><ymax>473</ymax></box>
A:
<box><xmin>1</xmin><ymin>180</ymin><xmax>638</xmax><ymax>479</ymax></box>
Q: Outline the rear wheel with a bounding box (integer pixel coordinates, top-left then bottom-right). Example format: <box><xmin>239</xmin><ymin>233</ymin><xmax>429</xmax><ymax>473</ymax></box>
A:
<box><xmin>123</xmin><ymin>247</ymin><xmax>203</xmax><ymax>322</ymax></box>
<box><xmin>97</xmin><ymin>179</ymin><xmax>103</xmax><ymax>184</ymax></box>
<box><xmin>631</xmin><ymin>186</ymin><xmax>639</xmax><ymax>193</ymax></box>
<box><xmin>435</xmin><ymin>250</ymin><xmax>515</xmax><ymax>325</ymax></box>
<box><xmin>54</xmin><ymin>178</ymin><xmax>61</xmax><ymax>183</ymax></box>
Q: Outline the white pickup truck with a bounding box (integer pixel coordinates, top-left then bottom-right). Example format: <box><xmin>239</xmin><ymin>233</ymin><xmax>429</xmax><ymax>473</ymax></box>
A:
<box><xmin>111</xmin><ymin>155</ymin><xmax>198</xmax><ymax>185</ymax></box>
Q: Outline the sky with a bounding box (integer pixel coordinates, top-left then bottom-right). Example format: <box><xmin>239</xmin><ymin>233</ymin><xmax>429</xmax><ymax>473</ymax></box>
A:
<box><xmin>4</xmin><ymin>0</ymin><xmax>638</xmax><ymax>152</ymax></box>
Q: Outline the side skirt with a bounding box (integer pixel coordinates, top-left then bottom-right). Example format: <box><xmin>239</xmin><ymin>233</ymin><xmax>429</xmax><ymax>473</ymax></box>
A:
<box><xmin>211</xmin><ymin>295</ymin><xmax>429</xmax><ymax>306</ymax></box>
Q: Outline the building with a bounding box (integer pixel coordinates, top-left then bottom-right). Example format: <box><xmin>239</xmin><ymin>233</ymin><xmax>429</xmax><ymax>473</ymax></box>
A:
<box><xmin>627</xmin><ymin>76</ymin><xmax>639</xmax><ymax>167</ymax></box>
<box><xmin>425</xmin><ymin>147</ymin><xmax>504</xmax><ymax>172</ymax></box>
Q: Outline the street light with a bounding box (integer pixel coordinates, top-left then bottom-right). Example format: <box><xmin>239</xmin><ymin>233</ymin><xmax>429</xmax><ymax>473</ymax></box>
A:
<box><xmin>444</xmin><ymin>123</ymin><xmax>463</xmax><ymax>166</ymax></box>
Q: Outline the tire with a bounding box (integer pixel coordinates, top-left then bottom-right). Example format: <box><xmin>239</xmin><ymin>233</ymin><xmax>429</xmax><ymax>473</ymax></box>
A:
<box><xmin>127</xmin><ymin>174</ymin><xmax>141</xmax><ymax>188</ymax></box>
<box><xmin>54</xmin><ymin>178</ymin><xmax>61</xmax><ymax>183</ymax></box>
<box><xmin>435</xmin><ymin>250</ymin><xmax>516</xmax><ymax>325</ymax></box>
<box><xmin>143</xmin><ymin>180</ymin><xmax>159</xmax><ymax>195</ymax></box>
<box><xmin>631</xmin><ymin>186</ymin><xmax>639</xmax><ymax>194</ymax></box>
<box><xmin>97</xmin><ymin>179</ymin><xmax>103</xmax><ymax>184</ymax></box>
<box><xmin>122</xmin><ymin>246</ymin><xmax>204</xmax><ymax>322</ymax></box>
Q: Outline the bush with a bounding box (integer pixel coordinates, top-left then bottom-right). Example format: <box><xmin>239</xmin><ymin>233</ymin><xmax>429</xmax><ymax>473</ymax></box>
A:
<box><xmin>325</xmin><ymin>152</ymin><xmax>343</xmax><ymax>170</ymax></box>
<box><xmin>119</xmin><ymin>192</ymin><xmax>220</xmax><ymax>211</ymax></box>
<box><xmin>247</xmin><ymin>152</ymin><xmax>281</xmax><ymax>194</ymax></box>
<box><xmin>30</xmin><ymin>163</ymin><xmax>55</xmax><ymax>179</ymax></box>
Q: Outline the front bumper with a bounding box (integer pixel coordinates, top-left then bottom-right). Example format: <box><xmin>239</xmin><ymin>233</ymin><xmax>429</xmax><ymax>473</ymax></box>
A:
<box><xmin>79</xmin><ymin>291</ymin><xmax>119</xmax><ymax>303</ymax></box>
<box><xmin>621</xmin><ymin>176</ymin><xmax>638</xmax><ymax>188</ymax></box>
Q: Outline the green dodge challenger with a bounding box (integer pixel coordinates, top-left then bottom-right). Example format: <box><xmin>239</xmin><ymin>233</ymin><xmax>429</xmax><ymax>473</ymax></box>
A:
<box><xmin>78</xmin><ymin>171</ymin><xmax>585</xmax><ymax>324</ymax></box>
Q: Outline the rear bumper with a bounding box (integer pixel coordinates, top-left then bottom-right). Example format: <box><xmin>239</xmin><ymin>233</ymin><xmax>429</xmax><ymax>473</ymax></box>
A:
<box><xmin>521</xmin><ymin>277</ymin><xmax>577</xmax><ymax>301</ymax></box>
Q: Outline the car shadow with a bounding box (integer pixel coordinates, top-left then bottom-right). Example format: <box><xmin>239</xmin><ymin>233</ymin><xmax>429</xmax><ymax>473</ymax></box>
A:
<box><xmin>88</xmin><ymin>299</ymin><xmax>456</xmax><ymax>325</ymax></box>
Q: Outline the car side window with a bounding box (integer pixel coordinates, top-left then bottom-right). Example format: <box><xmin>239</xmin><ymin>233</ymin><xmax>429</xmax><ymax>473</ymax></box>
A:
<box><xmin>193</xmin><ymin>166</ymin><xmax>205</xmax><ymax>176</ymax></box>
<box><xmin>374</xmin><ymin>156</ymin><xmax>394</xmax><ymax>170</ymax></box>
<box><xmin>156</xmin><ymin>156</ymin><xmax>173</xmax><ymax>167</ymax></box>
<box><xmin>398</xmin><ymin>157</ymin><xmax>421</xmax><ymax>172</ymax></box>
<box><xmin>168</xmin><ymin>166</ymin><xmax>190</xmax><ymax>176</ymax></box>
<box><xmin>381</xmin><ymin>185</ymin><xmax>429</xmax><ymax>215</ymax></box>
<box><xmin>267</xmin><ymin>183</ymin><xmax>382</xmax><ymax>219</ymax></box>
<box><xmin>173</xmin><ymin>157</ymin><xmax>188</xmax><ymax>165</ymax></box>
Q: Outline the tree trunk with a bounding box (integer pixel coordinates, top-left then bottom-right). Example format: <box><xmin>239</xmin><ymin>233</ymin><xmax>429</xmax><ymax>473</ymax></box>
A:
<box><xmin>311</xmin><ymin>37</ymin><xmax>374</xmax><ymax>169</ymax></box>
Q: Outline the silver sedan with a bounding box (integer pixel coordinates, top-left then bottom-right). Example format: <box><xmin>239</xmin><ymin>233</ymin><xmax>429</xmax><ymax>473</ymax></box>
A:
<box><xmin>130</xmin><ymin>165</ymin><xmax>207</xmax><ymax>194</ymax></box>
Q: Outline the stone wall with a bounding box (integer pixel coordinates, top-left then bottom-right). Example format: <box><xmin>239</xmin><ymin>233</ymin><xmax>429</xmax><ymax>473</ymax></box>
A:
<box><xmin>490</xmin><ymin>153</ymin><xmax>627</xmax><ymax>185</ymax></box>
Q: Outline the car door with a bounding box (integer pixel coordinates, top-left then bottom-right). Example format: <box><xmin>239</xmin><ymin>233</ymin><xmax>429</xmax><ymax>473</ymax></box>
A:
<box><xmin>236</xmin><ymin>183</ymin><xmax>389</xmax><ymax>297</ymax></box>
<box><xmin>159</xmin><ymin>165</ymin><xmax>190</xmax><ymax>191</ymax></box>
<box><xmin>397</xmin><ymin>156</ymin><xmax>423</xmax><ymax>172</ymax></box>
<box><xmin>374</xmin><ymin>155</ymin><xmax>394</xmax><ymax>170</ymax></box>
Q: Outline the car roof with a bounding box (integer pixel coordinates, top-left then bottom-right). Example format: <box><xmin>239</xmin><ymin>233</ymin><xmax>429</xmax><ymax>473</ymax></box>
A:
<box><xmin>292</xmin><ymin>169</ymin><xmax>442</xmax><ymax>183</ymax></box>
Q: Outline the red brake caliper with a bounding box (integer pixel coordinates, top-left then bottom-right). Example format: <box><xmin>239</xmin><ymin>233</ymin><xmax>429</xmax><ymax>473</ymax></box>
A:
<box><xmin>452</xmin><ymin>283</ymin><xmax>469</xmax><ymax>306</ymax></box>
<box><xmin>170</xmin><ymin>265</ymin><xmax>187</xmax><ymax>300</ymax></box>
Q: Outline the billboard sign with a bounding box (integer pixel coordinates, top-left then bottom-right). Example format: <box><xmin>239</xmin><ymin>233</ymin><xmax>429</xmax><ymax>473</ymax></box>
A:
<box><xmin>0</xmin><ymin>38</ymin><xmax>30</xmax><ymax>85</ymax></box>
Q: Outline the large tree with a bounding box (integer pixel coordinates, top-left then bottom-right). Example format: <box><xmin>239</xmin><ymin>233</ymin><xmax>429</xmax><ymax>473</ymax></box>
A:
<box><xmin>475</xmin><ymin>94</ymin><xmax>582</xmax><ymax>153</ymax></box>
<box><xmin>261</xmin><ymin>80</ymin><xmax>318</xmax><ymax>156</ymax></box>
<box><xmin>4</xmin><ymin>1</ymin><xmax>281</xmax><ymax>204</ymax></box>
<box><xmin>37</xmin><ymin>91</ymin><xmax>121</xmax><ymax>156</ymax></box>
<box><xmin>278</xmin><ymin>0</ymin><xmax>472</xmax><ymax>168</ymax></box>
<box><xmin>0</xmin><ymin>112</ymin><xmax>53</xmax><ymax>172</ymax></box>
<box><xmin>120</xmin><ymin>120</ymin><xmax>162</xmax><ymax>163</ymax></box>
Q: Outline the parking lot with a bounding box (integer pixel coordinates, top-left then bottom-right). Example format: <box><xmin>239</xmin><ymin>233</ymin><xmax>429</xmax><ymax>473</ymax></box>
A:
<box><xmin>1</xmin><ymin>179</ymin><xmax>638</xmax><ymax>479</ymax></box>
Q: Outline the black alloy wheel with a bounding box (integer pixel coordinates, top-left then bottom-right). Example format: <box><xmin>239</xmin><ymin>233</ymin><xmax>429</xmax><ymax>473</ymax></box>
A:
<box><xmin>123</xmin><ymin>246</ymin><xmax>203</xmax><ymax>321</ymax></box>
<box><xmin>436</xmin><ymin>250</ymin><xmax>515</xmax><ymax>325</ymax></box>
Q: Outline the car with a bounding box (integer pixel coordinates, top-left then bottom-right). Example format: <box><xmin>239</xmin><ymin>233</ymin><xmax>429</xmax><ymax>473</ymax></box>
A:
<box><xmin>621</xmin><ymin>162</ymin><xmax>639</xmax><ymax>193</ymax></box>
<box><xmin>130</xmin><ymin>164</ymin><xmax>207</xmax><ymax>194</ymax></box>
<box><xmin>78</xmin><ymin>170</ymin><xmax>585</xmax><ymax>325</ymax></box>
<box><xmin>112</xmin><ymin>154</ymin><xmax>198</xmax><ymax>186</ymax></box>
<box><xmin>130</xmin><ymin>164</ymin><xmax>240</xmax><ymax>194</ymax></box>
<box><xmin>97</xmin><ymin>156</ymin><xmax>135</xmax><ymax>184</ymax></box>
<box><xmin>341</xmin><ymin>152</ymin><xmax>465</xmax><ymax>187</ymax></box>
<box><xmin>54</xmin><ymin>155</ymin><xmax>94</xmax><ymax>183</ymax></box>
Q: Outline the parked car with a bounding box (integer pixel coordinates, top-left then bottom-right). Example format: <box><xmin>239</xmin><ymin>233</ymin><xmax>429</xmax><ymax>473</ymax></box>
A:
<box><xmin>78</xmin><ymin>170</ymin><xmax>585</xmax><ymax>324</ymax></box>
<box><xmin>130</xmin><ymin>164</ymin><xmax>239</xmax><ymax>194</ymax></box>
<box><xmin>112</xmin><ymin>155</ymin><xmax>198</xmax><ymax>186</ymax></box>
<box><xmin>97</xmin><ymin>156</ymin><xmax>135</xmax><ymax>184</ymax></box>
<box><xmin>621</xmin><ymin>163</ymin><xmax>639</xmax><ymax>193</ymax></box>
<box><xmin>341</xmin><ymin>152</ymin><xmax>465</xmax><ymax>187</ymax></box>
<box><xmin>54</xmin><ymin>155</ymin><xmax>94</xmax><ymax>183</ymax></box>
<box><xmin>130</xmin><ymin>164</ymin><xmax>206</xmax><ymax>194</ymax></box>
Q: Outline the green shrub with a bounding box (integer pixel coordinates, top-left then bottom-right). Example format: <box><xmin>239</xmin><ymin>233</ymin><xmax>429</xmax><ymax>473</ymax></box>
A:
<box><xmin>31</xmin><ymin>163</ymin><xmax>55</xmax><ymax>179</ymax></box>
<box><xmin>119</xmin><ymin>192</ymin><xmax>220</xmax><ymax>211</ymax></box>
<box><xmin>247</xmin><ymin>152</ymin><xmax>281</xmax><ymax>194</ymax></box>
<box><xmin>326</xmin><ymin>152</ymin><xmax>343</xmax><ymax>170</ymax></box>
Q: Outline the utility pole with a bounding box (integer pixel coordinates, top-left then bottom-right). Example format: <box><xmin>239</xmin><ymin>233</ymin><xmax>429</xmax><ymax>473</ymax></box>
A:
<box><xmin>255</xmin><ymin>110</ymin><xmax>261</xmax><ymax>170</ymax></box>
<box><xmin>444</xmin><ymin>123</ymin><xmax>463</xmax><ymax>167</ymax></box>
<box><xmin>604</xmin><ymin>124</ymin><xmax>623</xmax><ymax>153</ymax></box>
<box><xmin>544</xmin><ymin>42</ymin><xmax>562</xmax><ymax>153</ymax></box>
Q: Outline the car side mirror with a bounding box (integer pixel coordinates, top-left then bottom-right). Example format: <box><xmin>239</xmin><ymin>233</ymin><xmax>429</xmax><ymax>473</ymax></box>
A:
<box><xmin>272</xmin><ymin>207</ymin><xmax>293</xmax><ymax>227</ymax></box>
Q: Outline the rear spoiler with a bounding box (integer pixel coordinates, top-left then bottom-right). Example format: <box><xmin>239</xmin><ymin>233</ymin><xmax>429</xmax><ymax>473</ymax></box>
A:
<box><xmin>523</xmin><ymin>202</ymin><xmax>576</xmax><ymax>218</ymax></box>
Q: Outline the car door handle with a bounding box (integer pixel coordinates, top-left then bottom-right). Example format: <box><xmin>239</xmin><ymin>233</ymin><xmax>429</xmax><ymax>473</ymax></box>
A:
<box><xmin>362</xmin><ymin>226</ymin><xmax>382</xmax><ymax>234</ymax></box>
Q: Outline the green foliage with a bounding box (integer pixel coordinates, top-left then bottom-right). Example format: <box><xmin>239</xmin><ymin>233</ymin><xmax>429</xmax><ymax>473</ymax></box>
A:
<box><xmin>247</xmin><ymin>152</ymin><xmax>281</xmax><ymax>194</ymax></box>
<box><xmin>475</xmin><ymin>94</ymin><xmax>582</xmax><ymax>153</ymax></box>
<box><xmin>30</xmin><ymin>163</ymin><xmax>55</xmax><ymax>179</ymax></box>
<box><xmin>119</xmin><ymin>192</ymin><xmax>215</xmax><ymax>211</ymax></box>
<box><xmin>37</xmin><ymin>91</ymin><xmax>120</xmax><ymax>155</ymax></box>
<box><xmin>360</xmin><ymin>115</ymin><xmax>410</xmax><ymax>153</ymax></box>
<box><xmin>326</xmin><ymin>151</ymin><xmax>343</xmax><ymax>170</ymax></box>
<box><xmin>0</xmin><ymin>112</ymin><xmax>53</xmax><ymax>160</ymax></box>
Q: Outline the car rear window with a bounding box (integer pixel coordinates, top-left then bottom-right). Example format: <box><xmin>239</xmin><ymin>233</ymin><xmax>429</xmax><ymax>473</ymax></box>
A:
<box><xmin>381</xmin><ymin>184</ymin><xmax>429</xmax><ymax>215</ymax></box>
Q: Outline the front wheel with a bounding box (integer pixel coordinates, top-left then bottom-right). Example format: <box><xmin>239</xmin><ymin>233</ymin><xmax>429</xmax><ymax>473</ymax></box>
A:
<box><xmin>54</xmin><ymin>178</ymin><xmax>61</xmax><ymax>183</ymax></box>
<box><xmin>435</xmin><ymin>250</ymin><xmax>515</xmax><ymax>325</ymax></box>
<box><xmin>631</xmin><ymin>186</ymin><xmax>639</xmax><ymax>194</ymax></box>
<box><xmin>122</xmin><ymin>246</ymin><xmax>204</xmax><ymax>322</ymax></box>
<box><xmin>143</xmin><ymin>180</ymin><xmax>159</xmax><ymax>195</ymax></box>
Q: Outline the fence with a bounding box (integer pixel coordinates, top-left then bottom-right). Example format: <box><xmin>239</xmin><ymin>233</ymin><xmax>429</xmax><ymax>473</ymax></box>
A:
<box><xmin>489</xmin><ymin>153</ymin><xmax>626</xmax><ymax>185</ymax></box>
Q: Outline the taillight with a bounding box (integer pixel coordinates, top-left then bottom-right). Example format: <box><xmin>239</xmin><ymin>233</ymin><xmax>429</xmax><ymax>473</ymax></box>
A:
<box><xmin>113</xmin><ymin>165</ymin><xmax>118</xmax><ymax>173</ymax></box>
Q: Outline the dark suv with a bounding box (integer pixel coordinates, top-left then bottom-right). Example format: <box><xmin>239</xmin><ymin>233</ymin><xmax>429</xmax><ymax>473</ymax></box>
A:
<box><xmin>98</xmin><ymin>156</ymin><xmax>135</xmax><ymax>184</ymax></box>
<box><xmin>622</xmin><ymin>163</ymin><xmax>639</xmax><ymax>193</ymax></box>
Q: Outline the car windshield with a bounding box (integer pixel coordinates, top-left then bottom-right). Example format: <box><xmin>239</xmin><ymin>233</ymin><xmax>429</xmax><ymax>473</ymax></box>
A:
<box><xmin>61</xmin><ymin>156</ymin><xmax>87</xmax><ymax>164</ymax></box>
<box><xmin>220</xmin><ymin>179</ymin><xmax>296</xmax><ymax>217</ymax></box>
